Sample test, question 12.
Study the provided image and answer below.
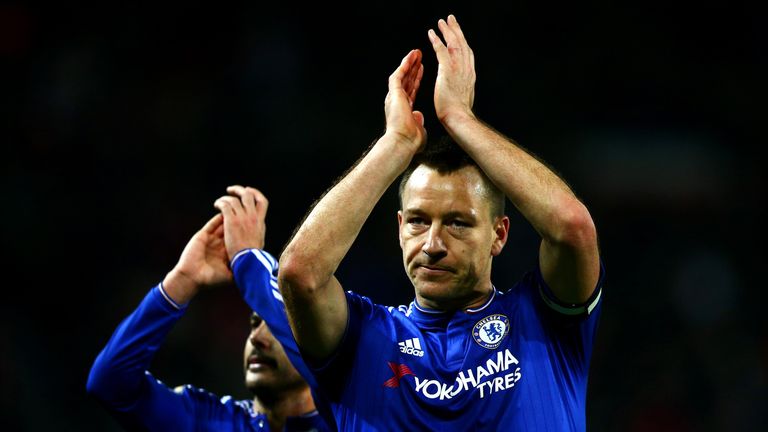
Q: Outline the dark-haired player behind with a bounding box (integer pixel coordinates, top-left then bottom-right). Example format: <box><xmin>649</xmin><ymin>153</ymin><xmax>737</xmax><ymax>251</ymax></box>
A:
<box><xmin>87</xmin><ymin>195</ymin><xmax>330</xmax><ymax>431</ymax></box>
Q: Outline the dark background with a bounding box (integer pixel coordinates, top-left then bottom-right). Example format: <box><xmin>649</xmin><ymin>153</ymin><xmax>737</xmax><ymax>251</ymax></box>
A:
<box><xmin>2</xmin><ymin>1</ymin><xmax>766</xmax><ymax>430</ymax></box>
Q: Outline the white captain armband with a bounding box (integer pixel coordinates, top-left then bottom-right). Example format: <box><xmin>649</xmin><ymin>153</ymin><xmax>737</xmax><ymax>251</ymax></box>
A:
<box><xmin>539</xmin><ymin>285</ymin><xmax>602</xmax><ymax>316</ymax></box>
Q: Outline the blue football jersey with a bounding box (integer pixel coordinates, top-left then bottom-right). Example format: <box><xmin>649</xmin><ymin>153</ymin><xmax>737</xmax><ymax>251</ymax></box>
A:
<box><xmin>87</xmin><ymin>284</ymin><xmax>330</xmax><ymax>432</ymax></box>
<box><xmin>309</xmin><ymin>264</ymin><xmax>605</xmax><ymax>431</ymax></box>
<box><xmin>232</xmin><ymin>249</ymin><xmax>604</xmax><ymax>431</ymax></box>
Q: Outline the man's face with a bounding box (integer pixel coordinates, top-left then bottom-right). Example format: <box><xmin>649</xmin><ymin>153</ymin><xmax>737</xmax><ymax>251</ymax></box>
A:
<box><xmin>243</xmin><ymin>313</ymin><xmax>304</xmax><ymax>395</ymax></box>
<box><xmin>398</xmin><ymin>165</ymin><xmax>508</xmax><ymax>308</ymax></box>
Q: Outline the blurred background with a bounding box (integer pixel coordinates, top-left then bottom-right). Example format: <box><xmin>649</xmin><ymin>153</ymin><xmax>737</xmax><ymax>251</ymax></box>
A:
<box><xmin>2</xmin><ymin>1</ymin><xmax>765</xmax><ymax>430</ymax></box>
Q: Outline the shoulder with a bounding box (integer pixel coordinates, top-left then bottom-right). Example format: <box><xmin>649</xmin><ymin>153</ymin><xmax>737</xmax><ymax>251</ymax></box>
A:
<box><xmin>285</xmin><ymin>410</ymin><xmax>333</xmax><ymax>432</ymax></box>
<box><xmin>171</xmin><ymin>383</ymin><xmax>256</xmax><ymax>416</ymax></box>
<box><xmin>344</xmin><ymin>290</ymin><xmax>408</xmax><ymax>320</ymax></box>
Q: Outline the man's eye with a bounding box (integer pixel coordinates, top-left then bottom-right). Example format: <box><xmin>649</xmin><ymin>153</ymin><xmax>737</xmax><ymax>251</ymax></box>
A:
<box><xmin>450</xmin><ymin>220</ymin><xmax>469</xmax><ymax>228</ymax></box>
<box><xmin>409</xmin><ymin>218</ymin><xmax>426</xmax><ymax>225</ymax></box>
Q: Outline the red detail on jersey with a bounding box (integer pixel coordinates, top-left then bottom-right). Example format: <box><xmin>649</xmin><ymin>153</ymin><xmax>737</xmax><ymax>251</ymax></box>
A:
<box><xmin>383</xmin><ymin>362</ymin><xmax>414</xmax><ymax>388</ymax></box>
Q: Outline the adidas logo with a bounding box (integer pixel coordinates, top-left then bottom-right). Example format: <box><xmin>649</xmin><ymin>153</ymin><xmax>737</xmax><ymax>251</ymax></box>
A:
<box><xmin>398</xmin><ymin>337</ymin><xmax>425</xmax><ymax>357</ymax></box>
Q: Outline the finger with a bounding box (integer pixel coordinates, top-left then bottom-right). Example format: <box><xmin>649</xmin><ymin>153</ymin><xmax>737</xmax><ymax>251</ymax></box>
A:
<box><xmin>226</xmin><ymin>185</ymin><xmax>248</xmax><ymax>195</ymax></box>
<box><xmin>428</xmin><ymin>28</ymin><xmax>448</xmax><ymax>59</ymax></box>
<box><xmin>389</xmin><ymin>50</ymin><xmax>415</xmax><ymax>91</ymax></box>
<box><xmin>242</xmin><ymin>187</ymin><xmax>269</xmax><ymax>219</ymax></box>
<box><xmin>404</xmin><ymin>50</ymin><xmax>422</xmax><ymax>86</ymax></box>
<box><xmin>403</xmin><ymin>63</ymin><xmax>421</xmax><ymax>102</ymax></box>
<box><xmin>214</xmin><ymin>196</ymin><xmax>241</xmax><ymax>216</ymax></box>
<box><xmin>226</xmin><ymin>184</ymin><xmax>254</xmax><ymax>211</ymax></box>
<box><xmin>242</xmin><ymin>188</ymin><xmax>258</xmax><ymax>213</ymax></box>
<box><xmin>409</xmin><ymin>48</ymin><xmax>422</xmax><ymax>69</ymax></box>
<box><xmin>228</xmin><ymin>185</ymin><xmax>258</xmax><ymax>213</ymax></box>
<box><xmin>213</xmin><ymin>197</ymin><xmax>232</xmax><ymax>215</ymax></box>
<box><xmin>246</xmin><ymin>187</ymin><xmax>269</xmax><ymax>216</ymax></box>
<box><xmin>226</xmin><ymin>195</ymin><xmax>245</xmax><ymax>213</ymax></box>
<box><xmin>447</xmin><ymin>14</ymin><xmax>468</xmax><ymax>44</ymax></box>
<box><xmin>413</xmin><ymin>110</ymin><xmax>425</xmax><ymax>127</ymax></box>
<box><xmin>437</xmin><ymin>18</ymin><xmax>459</xmax><ymax>49</ymax></box>
<box><xmin>226</xmin><ymin>184</ymin><xmax>246</xmax><ymax>197</ymax></box>
<box><xmin>202</xmin><ymin>213</ymin><xmax>224</xmax><ymax>234</ymax></box>
<box><xmin>212</xmin><ymin>221</ymin><xmax>225</xmax><ymax>238</ymax></box>
<box><xmin>408</xmin><ymin>64</ymin><xmax>424</xmax><ymax>105</ymax></box>
<box><xmin>402</xmin><ymin>51</ymin><xmax>417</xmax><ymax>88</ymax></box>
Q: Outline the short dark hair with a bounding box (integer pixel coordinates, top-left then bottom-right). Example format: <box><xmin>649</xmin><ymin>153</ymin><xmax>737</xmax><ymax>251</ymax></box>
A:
<box><xmin>398</xmin><ymin>136</ymin><xmax>505</xmax><ymax>218</ymax></box>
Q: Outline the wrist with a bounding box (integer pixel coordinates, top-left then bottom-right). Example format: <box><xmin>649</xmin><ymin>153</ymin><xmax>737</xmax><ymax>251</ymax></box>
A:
<box><xmin>377</xmin><ymin>133</ymin><xmax>421</xmax><ymax>168</ymax></box>
<box><xmin>227</xmin><ymin>242</ymin><xmax>262</xmax><ymax>263</ymax></box>
<box><xmin>439</xmin><ymin>108</ymin><xmax>476</xmax><ymax>131</ymax></box>
<box><xmin>230</xmin><ymin>248</ymin><xmax>255</xmax><ymax>267</ymax></box>
<box><xmin>162</xmin><ymin>268</ymin><xmax>199</xmax><ymax>306</ymax></box>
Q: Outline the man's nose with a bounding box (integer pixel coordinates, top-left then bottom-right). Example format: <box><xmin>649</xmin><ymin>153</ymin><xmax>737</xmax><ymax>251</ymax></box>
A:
<box><xmin>249</xmin><ymin>324</ymin><xmax>272</xmax><ymax>350</ymax></box>
<box><xmin>422</xmin><ymin>224</ymin><xmax>448</xmax><ymax>259</ymax></box>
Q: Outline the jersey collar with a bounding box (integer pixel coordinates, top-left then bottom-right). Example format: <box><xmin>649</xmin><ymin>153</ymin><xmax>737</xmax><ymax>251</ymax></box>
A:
<box><xmin>407</xmin><ymin>287</ymin><xmax>498</xmax><ymax>327</ymax></box>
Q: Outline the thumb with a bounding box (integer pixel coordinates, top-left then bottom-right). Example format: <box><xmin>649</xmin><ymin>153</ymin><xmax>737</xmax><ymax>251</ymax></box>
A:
<box><xmin>413</xmin><ymin>110</ymin><xmax>425</xmax><ymax>127</ymax></box>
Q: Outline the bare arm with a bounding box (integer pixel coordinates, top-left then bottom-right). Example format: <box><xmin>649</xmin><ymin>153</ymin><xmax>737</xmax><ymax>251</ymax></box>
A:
<box><xmin>279</xmin><ymin>49</ymin><xmax>427</xmax><ymax>361</ymax></box>
<box><xmin>429</xmin><ymin>15</ymin><xmax>599</xmax><ymax>304</ymax></box>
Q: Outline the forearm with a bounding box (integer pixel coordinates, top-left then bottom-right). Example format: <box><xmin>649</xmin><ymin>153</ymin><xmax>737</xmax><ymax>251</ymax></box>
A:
<box><xmin>443</xmin><ymin>112</ymin><xmax>590</xmax><ymax>242</ymax></box>
<box><xmin>444</xmin><ymin>112</ymin><xmax>599</xmax><ymax>303</ymax></box>
<box><xmin>430</xmin><ymin>14</ymin><xmax>599</xmax><ymax>304</ymax></box>
<box><xmin>87</xmin><ymin>286</ymin><xmax>184</xmax><ymax>407</ymax></box>
<box><xmin>231</xmin><ymin>250</ymin><xmax>320</xmax><ymax>388</ymax></box>
<box><xmin>279</xmin><ymin>135</ymin><xmax>415</xmax><ymax>360</ymax></box>
<box><xmin>281</xmin><ymin>134</ymin><xmax>414</xmax><ymax>289</ymax></box>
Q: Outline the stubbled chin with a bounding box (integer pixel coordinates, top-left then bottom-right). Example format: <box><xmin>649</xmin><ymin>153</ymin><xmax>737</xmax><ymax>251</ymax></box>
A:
<box><xmin>413</xmin><ymin>278</ymin><xmax>454</xmax><ymax>298</ymax></box>
<box><xmin>245</xmin><ymin>370</ymin><xmax>277</xmax><ymax>386</ymax></box>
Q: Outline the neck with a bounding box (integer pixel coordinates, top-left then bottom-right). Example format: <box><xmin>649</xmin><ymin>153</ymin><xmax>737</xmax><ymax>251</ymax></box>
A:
<box><xmin>415</xmin><ymin>281</ymin><xmax>494</xmax><ymax>312</ymax></box>
<box><xmin>252</xmin><ymin>386</ymin><xmax>316</xmax><ymax>431</ymax></box>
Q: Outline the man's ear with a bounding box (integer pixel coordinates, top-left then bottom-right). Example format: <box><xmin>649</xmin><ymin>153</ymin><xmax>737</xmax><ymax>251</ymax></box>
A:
<box><xmin>491</xmin><ymin>216</ymin><xmax>510</xmax><ymax>256</ymax></box>
<box><xmin>397</xmin><ymin>211</ymin><xmax>404</xmax><ymax>249</ymax></box>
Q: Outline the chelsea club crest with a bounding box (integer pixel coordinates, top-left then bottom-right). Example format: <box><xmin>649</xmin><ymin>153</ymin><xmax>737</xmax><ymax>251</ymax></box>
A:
<box><xmin>472</xmin><ymin>314</ymin><xmax>510</xmax><ymax>349</ymax></box>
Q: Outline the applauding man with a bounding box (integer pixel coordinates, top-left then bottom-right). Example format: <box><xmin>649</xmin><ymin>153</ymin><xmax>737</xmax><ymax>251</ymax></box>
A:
<box><xmin>279</xmin><ymin>15</ymin><xmax>604</xmax><ymax>431</ymax></box>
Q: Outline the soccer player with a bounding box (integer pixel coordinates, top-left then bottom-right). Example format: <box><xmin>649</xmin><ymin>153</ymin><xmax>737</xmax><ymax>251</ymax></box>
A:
<box><xmin>277</xmin><ymin>15</ymin><xmax>605</xmax><ymax>430</ymax></box>
<box><xmin>214</xmin><ymin>185</ymin><xmax>336</xmax><ymax>431</ymax></box>
<box><xmin>86</xmin><ymin>202</ymin><xmax>330</xmax><ymax>431</ymax></box>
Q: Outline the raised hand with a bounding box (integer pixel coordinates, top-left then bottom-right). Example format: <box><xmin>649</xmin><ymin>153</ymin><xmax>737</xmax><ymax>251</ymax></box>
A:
<box><xmin>384</xmin><ymin>49</ymin><xmax>427</xmax><ymax>152</ymax></box>
<box><xmin>428</xmin><ymin>15</ymin><xmax>476</xmax><ymax>123</ymax></box>
<box><xmin>163</xmin><ymin>213</ymin><xmax>233</xmax><ymax>304</ymax></box>
<box><xmin>214</xmin><ymin>185</ymin><xmax>269</xmax><ymax>261</ymax></box>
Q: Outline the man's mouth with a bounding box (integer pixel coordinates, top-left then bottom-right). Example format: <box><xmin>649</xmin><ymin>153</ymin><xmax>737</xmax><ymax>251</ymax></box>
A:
<box><xmin>417</xmin><ymin>264</ymin><xmax>453</xmax><ymax>275</ymax></box>
<box><xmin>247</xmin><ymin>355</ymin><xmax>277</xmax><ymax>372</ymax></box>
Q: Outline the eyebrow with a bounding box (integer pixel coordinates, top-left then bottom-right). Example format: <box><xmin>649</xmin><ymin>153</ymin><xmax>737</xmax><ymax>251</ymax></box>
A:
<box><xmin>402</xmin><ymin>208</ymin><xmax>426</xmax><ymax>217</ymax></box>
<box><xmin>403</xmin><ymin>208</ymin><xmax>477</xmax><ymax>222</ymax></box>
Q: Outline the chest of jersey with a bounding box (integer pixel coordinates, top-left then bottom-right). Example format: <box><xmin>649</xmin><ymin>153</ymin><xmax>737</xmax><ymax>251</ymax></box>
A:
<box><xmin>379</xmin><ymin>306</ymin><xmax>530</xmax><ymax>404</ymax></box>
<box><xmin>324</xmin><ymin>285</ymin><xmax>597</xmax><ymax>430</ymax></box>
